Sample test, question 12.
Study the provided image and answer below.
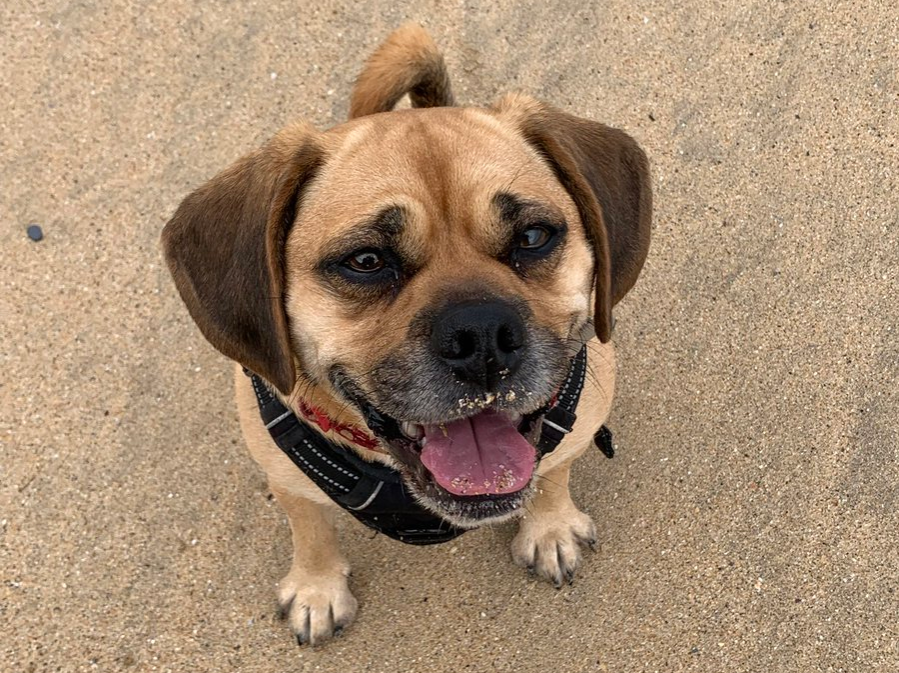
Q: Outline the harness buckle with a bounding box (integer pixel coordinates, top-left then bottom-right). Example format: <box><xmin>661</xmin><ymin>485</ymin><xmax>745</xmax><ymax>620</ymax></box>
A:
<box><xmin>537</xmin><ymin>405</ymin><xmax>577</xmax><ymax>454</ymax></box>
<box><xmin>594</xmin><ymin>425</ymin><xmax>615</xmax><ymax>459</ymax></box>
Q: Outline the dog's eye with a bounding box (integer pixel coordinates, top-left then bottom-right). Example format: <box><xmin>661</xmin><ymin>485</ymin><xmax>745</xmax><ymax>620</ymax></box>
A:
<box><xmin>517</xmin><ymin>226</ymin><xmax>553</xmax><ymax>250</ymax></box>
<box><xmin>343</xmin><ymin>250</ymin><xmax>385</xmax><ymax>273</ymax></box>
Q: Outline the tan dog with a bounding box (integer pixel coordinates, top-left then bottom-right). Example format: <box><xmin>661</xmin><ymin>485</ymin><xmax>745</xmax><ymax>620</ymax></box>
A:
<box><xmin>162</xmin><ymin>23</ymin><xmax>651</xmax><ymax>645</ymax></box>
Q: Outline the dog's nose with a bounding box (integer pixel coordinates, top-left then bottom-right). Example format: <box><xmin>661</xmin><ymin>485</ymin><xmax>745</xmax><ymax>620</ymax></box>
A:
<box><xmin>430</xmin><ymin>300</ymin><xmax>525</xmax><ymax>388</ymax></box>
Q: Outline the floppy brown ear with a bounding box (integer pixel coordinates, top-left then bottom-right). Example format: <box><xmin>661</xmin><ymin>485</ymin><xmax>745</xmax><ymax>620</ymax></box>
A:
<box><xmin>161</xmin><ymin>124</ymin><xmax>323</xmax><ymax>394</ymax></box>
<box><xmin>497</xmin><ymin>96</ymin><xmax>652</xmax><ymax>343</ymax></box>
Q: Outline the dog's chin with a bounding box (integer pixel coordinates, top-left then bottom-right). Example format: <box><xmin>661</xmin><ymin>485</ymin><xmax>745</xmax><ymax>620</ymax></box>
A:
<box><xmin>358</xmin><ymin>402</ymin><xmax>548</xmax><ymax>527</ymax></box>
<box><xmin>411</xmin><ymin>483</ymin><xmax>534</xmax><ymax>529</ymax></box>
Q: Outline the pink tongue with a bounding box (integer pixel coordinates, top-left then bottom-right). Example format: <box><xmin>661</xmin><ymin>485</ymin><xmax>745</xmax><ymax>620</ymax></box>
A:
<box><xmin>420</xmin><ymin>412</ymin><xmax>536</xmax><ymax>496</ymax></box>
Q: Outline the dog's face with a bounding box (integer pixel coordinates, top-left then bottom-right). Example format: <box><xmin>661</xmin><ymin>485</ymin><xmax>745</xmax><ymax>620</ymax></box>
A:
<box><xmin>162</xmin><ymin>95</ymin><xmax>650</xmax><ymax>527</ymax></box>
<box><xmin>285</xmin><ymin>108</ymin><xmax>593</xmax><ymax>522</ymax></box>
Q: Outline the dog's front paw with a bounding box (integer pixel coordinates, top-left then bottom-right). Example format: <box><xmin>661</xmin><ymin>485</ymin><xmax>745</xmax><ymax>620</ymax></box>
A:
<box><xmin>511</xmin><ymin>507</ymin><xmax>597</xmax><ymax>588</ymax></box>
<box><xmin>277</xmin><ymin>569</ymin><xmax>358</xmax><ymax>646</ymax></box>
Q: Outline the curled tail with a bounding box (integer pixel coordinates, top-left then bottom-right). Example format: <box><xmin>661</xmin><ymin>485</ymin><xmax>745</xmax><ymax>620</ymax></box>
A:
<box><xmin>349</xmin><ymin>23</ymin><xmax>454</xmax><ymax>119</ymax></box>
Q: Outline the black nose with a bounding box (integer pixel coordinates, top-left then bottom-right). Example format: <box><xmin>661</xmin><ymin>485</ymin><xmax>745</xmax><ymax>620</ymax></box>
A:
<box><xmin>430</xmin><ymin>300</ymin><xmax>526</xmax><ymax>388</ymax></box>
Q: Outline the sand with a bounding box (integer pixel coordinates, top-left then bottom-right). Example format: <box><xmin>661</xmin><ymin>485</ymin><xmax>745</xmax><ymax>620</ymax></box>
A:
<box><xmin>2</xmin><ymin>1</ymin><xmax>897</xmax><ymax>671</ymax></box>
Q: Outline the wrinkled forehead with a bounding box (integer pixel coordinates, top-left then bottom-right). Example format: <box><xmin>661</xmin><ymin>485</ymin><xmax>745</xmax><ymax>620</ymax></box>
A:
<box><xmin>291</xmin><ymin>108</ymin><xmax>577</xmax><ymax>248</ymax></box>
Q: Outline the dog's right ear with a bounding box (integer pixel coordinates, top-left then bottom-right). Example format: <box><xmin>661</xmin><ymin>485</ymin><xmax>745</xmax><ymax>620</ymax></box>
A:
<box><xmin>494</xmin><ymin>95</ymin><xmax>651</xmax><ymax>343</ymax></box>
<box><xmin>161</xmin><ymin>123</ymin><xmax>323</xmax><ymax>395</ymax></box>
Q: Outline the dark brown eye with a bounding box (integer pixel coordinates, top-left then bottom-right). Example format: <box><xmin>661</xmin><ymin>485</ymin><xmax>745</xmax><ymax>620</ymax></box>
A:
<box><xmin>518</xmin><ymin>226</ymin><xmax>553</xmax><ymax>250</ymax></box>
<box><xmin>344</xmin><ymin>250</ymin><xmax>385</xmax><ymax>273</ymax></box>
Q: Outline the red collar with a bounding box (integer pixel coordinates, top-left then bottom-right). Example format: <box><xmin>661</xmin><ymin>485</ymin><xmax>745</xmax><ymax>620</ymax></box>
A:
<box><xmin>295</xmin><ymin>399</ymin><xmax>384</xmax><ymax>453</ymax></box>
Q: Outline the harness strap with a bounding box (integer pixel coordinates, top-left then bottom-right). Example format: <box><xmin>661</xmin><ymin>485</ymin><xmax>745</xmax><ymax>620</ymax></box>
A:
<box><xmin>536</xmin><ymin>347</ymin><xmax>588</xmax><ymax>455</ymax></box>
<box><xmin>250</xmin><ymin>373</ymin><xmax>464</xmax><ymax>545</ymax></box>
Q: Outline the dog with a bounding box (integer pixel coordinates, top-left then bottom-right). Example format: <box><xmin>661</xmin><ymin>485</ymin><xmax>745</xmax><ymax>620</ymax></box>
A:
<box><xmin>161</xmin><ymin>23</ymin><xmax>651</xmax><ymax>645</ymax></box>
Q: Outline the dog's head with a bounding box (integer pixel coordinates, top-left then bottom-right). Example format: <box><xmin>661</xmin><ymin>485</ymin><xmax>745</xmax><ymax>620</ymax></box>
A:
<box><xmin>162</xmin><ymin>25</ymin><xmax>650</xmax><ymax>527</ymax></box>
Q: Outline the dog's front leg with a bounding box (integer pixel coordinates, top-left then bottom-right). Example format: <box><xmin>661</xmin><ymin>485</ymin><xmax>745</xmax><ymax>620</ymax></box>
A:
<box><xmin>511</xmin><ymin>457</ymin><xmax>597</xmax><ymax>587</ymax></box>
<box><xmin>272</xmin><ymin>488</ymin><xmax>357</xmax><ymax>645</ymax></box>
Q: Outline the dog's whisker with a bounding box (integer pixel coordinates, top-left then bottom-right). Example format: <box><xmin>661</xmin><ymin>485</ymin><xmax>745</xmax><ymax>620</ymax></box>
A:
<box><xmin>501</xmin><ymin>156</ymin><xmax>534</xmax><ymax>194</ymax></box>
<box><xmin>533</xmin><ymin>474</ymin><xmax>564</xmax><ymax>490</ymax></box>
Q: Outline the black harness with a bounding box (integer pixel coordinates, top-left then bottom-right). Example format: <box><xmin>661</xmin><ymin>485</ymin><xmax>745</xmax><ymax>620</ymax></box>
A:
<box><xmin>248</xmin><ymin>346</ymin><xmax>613</xmax><ymax>545</ymax></box>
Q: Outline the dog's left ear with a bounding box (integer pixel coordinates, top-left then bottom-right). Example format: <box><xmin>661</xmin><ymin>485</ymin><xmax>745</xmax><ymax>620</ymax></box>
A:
<box><xmin>161</xmin><ymin>123</ymin><xmax>323</xmax><ymax>395</ymax></box>
<box><xmin>496</xmin><ymin>95</ymin><xmax>652</xmax><ymax>342</ymax></box>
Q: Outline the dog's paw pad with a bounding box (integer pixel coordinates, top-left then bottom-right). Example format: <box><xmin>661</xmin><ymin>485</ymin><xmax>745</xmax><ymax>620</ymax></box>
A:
<box><xmin>511</xmin><ymin>508</ymin><xmax>596</xmax><ymax>587</ymax></box>
<box><xmin>278</xmin><ymin>571</ymin><xmax>358</xmax><ymax>646</ymax></box>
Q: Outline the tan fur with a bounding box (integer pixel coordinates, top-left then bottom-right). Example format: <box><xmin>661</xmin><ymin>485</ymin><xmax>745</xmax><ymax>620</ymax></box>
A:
<box><xmin>350</xmin><ymin>22</ymin><xmax>454</xmax><ymax>119</ymax></box>
<box><xmin>283</xmin><ymin>108</ymin><xmax>595</xmax><ymax>409</ymax></box>
<box><xmin>162</xmin><ymin>24</ymin><xmax>649</xmax><ymax>646</ymax></box>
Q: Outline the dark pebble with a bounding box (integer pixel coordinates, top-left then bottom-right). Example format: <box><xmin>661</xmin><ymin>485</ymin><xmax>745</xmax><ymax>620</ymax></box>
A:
<box><xmin>26</xmin><ymin>224</ymin><xmax>43</xmax><ymax>241</ymax></box>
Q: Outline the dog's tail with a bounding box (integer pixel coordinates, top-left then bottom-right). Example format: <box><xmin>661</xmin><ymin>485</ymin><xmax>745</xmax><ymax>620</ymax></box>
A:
<box><xmin>349</xmin><ymin>23</ymin><xmax>454</xmax><ymax>119</ymax></box>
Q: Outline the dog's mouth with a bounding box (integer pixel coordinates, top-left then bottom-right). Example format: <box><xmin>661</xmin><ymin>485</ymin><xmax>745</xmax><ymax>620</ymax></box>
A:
<box><xmin>358</xmin><ymin>401</ymin><xmax>547</xmax><ymax>526</ymax></box>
